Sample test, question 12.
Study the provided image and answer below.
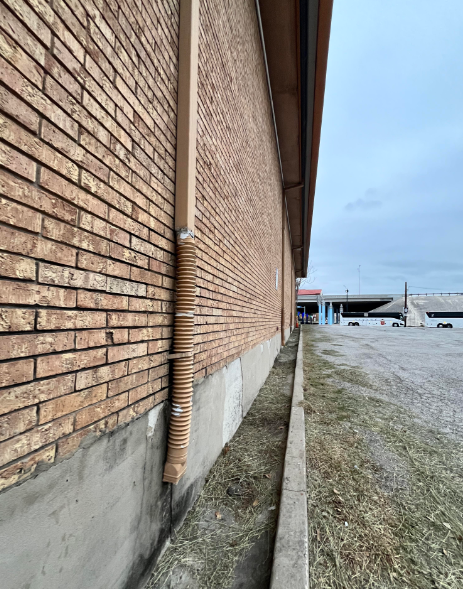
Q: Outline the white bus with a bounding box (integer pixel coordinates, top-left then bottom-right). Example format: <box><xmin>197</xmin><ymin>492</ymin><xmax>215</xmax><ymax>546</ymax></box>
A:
<box><xmin>425</xmin><ymin>312</ymin><xmax>463</xmax><ymax>328</ymax></box>
<box><xmin>341</xmin><ymin>312</ymin><xmax>404</xmax><ymax>327</ymax></box>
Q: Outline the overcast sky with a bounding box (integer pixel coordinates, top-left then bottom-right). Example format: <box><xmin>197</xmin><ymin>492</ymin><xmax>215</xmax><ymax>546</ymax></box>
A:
<box><xmin>309</xmin><ymin>0</ymin><xmax>463</xmax><ymax>295</ymax></box>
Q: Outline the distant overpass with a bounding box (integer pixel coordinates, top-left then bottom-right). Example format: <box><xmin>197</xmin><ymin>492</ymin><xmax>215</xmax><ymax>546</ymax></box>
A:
<box><xmin>297</xmin><ymin>292</ymin><xmax>402</xmax><ymax>314</ymax></box>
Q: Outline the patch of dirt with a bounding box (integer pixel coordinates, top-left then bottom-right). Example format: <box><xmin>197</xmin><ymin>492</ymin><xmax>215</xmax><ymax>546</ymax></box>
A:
<box><xmin>361</xmin><ymin>430</ymin><xmax>409</xmax><ymax>493</ymax></box>
<box><xmin>321</xmin><ymin>349</ymin><xmax>343</xmax><ymax>357</ymax></box>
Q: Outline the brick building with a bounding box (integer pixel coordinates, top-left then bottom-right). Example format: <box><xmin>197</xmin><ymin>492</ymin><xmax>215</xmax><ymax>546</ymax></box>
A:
<box><xmin>0</xmin><ymin>0</ymin><xmax>332</xmax><ymax>587</ymax></box>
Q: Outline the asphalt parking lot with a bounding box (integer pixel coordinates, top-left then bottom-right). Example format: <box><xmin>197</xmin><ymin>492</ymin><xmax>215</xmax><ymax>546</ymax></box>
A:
<box><xmin>313</xmin><ymin>325</ymin><xmax>463</xmax><ymax>440</ymax></box>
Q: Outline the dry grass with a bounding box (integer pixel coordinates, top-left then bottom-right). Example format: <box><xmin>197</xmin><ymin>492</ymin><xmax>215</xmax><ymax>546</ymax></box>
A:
<box><xmin>302</xmin><ymin>326</ymin><xmax>463</xmax><ymax>589</ymax></box>
<box><xmin>146</xmin><ymin>338</ymin><xmax>297</xmax><ymax>588</ymax></box>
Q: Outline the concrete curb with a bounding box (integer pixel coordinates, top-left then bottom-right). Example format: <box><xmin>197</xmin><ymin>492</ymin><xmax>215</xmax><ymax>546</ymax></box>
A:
<box><xmin>270</xmin><ymin>328</ymin><xmax>309</xmax><ymax>589</ymax></box>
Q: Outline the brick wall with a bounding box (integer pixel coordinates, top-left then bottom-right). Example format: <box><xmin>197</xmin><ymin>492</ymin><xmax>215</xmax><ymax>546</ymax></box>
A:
<box><xmin>284</xmin><ymin>219</ymin><xmax>293</xmax><ymax>331</ymax></box>
<box><xmin>0</xmin><ymin>0</ymin><xmax>294</xmax><ymax>492</ymax></box>
<box><xmin>194</xmin><ymin>0</ymin><xmax>286</xmax><ymax>379</ymax></box>
<box><xmin>0</xmin><ymin>0</ymin><xmax>179</xmax><ymax>491</ymax></box>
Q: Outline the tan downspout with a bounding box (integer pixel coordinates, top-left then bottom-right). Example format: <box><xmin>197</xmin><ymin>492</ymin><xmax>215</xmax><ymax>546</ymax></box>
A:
<box><xmin>281</xmin><ymin>192</ymin><xmax>286</xmax><ymax>345</ymax></box>
<box><xmin>163</xmin><ymin>0</ymin><xmax>200</xmax><ymax>485</ymax></box>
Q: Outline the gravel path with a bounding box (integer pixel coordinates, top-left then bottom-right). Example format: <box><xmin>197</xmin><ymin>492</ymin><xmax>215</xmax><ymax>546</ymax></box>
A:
<box><xmin>312</xmin><ymin>326</ymin><xmax>463</xmax><ymax>440</ymax></box>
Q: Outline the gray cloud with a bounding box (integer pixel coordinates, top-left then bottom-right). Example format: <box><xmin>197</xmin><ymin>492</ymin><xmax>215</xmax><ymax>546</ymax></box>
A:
<box><xmin>345</xmin><ymin>198</ymin><xmax>382</xmax><ymax>212</ymax></box>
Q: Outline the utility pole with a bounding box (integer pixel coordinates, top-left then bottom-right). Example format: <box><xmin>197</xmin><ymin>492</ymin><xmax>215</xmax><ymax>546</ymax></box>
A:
<box><xmin>358</xmin><ymin>265</ymin><xmax>361</xmax><ymax>295</ymax></box>
<box><xmin>404</xmin><ymin>281</ymin><xmax>408</xmax><ymax>328</ymax></box>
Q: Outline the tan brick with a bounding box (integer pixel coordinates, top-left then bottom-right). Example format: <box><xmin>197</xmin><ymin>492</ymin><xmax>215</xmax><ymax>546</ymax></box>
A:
<box><xmin>83</xmin><ymin>57</ymin><xmax>116</xmax><ymax>115</ymax></box>
<box><xmin>40</xmin><ymin>168</ymin><xmax>107</xmax><ymax>219</ymax></box>
<box><xmin>0</xmin><ymin>83</ymin><xmax>39</xmax><ymax>132</ymax></box>
<box><xmin>0</xmin><ymin>445</ymin><xmax>55</xmax><ymax>492</ymax></box>
<box><xmin>107</xmin><ymin>342</ymin><xmax>147</xmax><ymax>363</ymax></box>
<box><xmin>76</xmin><ymin>360</ymin><xmax>127</xmax><ymax>390</ymax></box>
<box><xmin>146</xmin><ymin>286</ymin><xmax>175</xmax><ymax>301</ymax></box>
<box><xmin>0</xmin><ymin>308</ymin><xmax>35</xmax><ymax>332</ymax></box>
<box><xmin>0</xmin><ymin>280</ymin><xmax>76</xmax><ymax>307</ymax></box>
<box><xmin>0</xmin><ymin>406</ymin><xmax>36</xmax><ymax>442</ymax></box>
<box><xmin>109</xmin><ymin>171</ymin><xmax>148</xmax><ymax>210</ymax></box>
<box><xmin>0</xmin><ymin>415</ymin><xmax>73</xmax><ymax>467</ymax></box>
<box><xmin>39</xmin><ymin>383</ymin><xmax>107</xmax><ymax>424</ymax></box>
<box><xmin>3</xmin><ymin>0</ymin><xmax>52</xmax><ymax>48</ymax></box>
<box><xmin>38</xmin><ymin>263</ymin><xmax>107</xmax><ymax>290</ymax></box>
<box><xmin>0</xmin><ymin>28</ymin><xmax>43</xmax><ymax>88</ymax></box>
<box><xmin>128</xmin><ymin>383</ymin><xmax>151</xmax><ymax>405</ymax></box>
<box><xmin>0</xmin><ymin>225</ymin><xmax>76</xmax><ymax>266</ymax></box>
<box><xmin>128</xmin><ymin>298</ymin><xmax>162</xmax><ymax>312</ymax></box>
<box><xmin>83</xmin><ymin>91</ymin><xmax>132</xmax><ymax>150</ymax></box>
<box><xmin>0</xmin><ymin>114</ymin><xmax>79</xmax><ymax>182</ymax></box>
<box><xmin>44</xmin><ymin>76</ymin><xmax>110</xmax><ymax>146</ymax></box>
<box><xmin>76</xmin><ymin>328</ymin><xmax>128</xmax><ymax>349</ymax></box>
<box><xmin>0</xmin><ymin>169</ymin><xmax>77</xmax><ymax>224</ymax></box>
<box><xmin>81</xmin><ymin>170</ymin><xmax>132</xmax><ymax>216</ymax></box>
<box><xmin>0</xmin><ymin>252</ymin><xmax>35</xmax><ymax>281</ymax></box>
<box><xmin>108</xmin><ymin>207</ymin><xmax>149</xmax><ymax>241</ymax></box>
<box><xmin>110</xmin><ymin>242</ymin><xmax>149</xmax><ymax>269</ymax></box>
<box><xmin>80</xmin><ymin>212</ymin><xmax>130</xmax><ymax>247</ymax></box>
<box><xmin>0</xmin><ymin>55</ymin><xmax>77</xmax><ymax>138</ymax></box>
<box><xmin>44</xmin><ymin>52</ymin><xmax>81</xmax><ymax>101</ymax></box>
<box><xmin>78</xmin><ymin>251</ymin><xmax>130</xmax><ymax>279</ymax></box>
<box><xmin>52</xmin><ymin>35</ymin><xmax>84</xmax><ymax>74</ymax></box>
<box><xmin>150</xmin><ymin>258</ymin><xmax>175</xmax><ymax>276</ymax></box>
<box><xmin>36</xmin><ymin>348</ymin><xmax>106</xmax><ymax>378</ymax></box>
<box><xmin>106</xmin><ymin>276</ymin><xmax>147</xmax><ymax>297</ymax></box>
<box><xmin>147</xmin><ymin>340</ymin><xmax>170</xmax><ymax>355</ymax></box>
<box><xmin>0</xmin><ymin>374</ymin><xmax>75</xmax><ymax>415</ymax></box>
<box><xmin>130</xmin><ymin>266</ymin><xmax>163</xmax><ymax>286</ymax></box>
<box><xmin>107</xmin><ymin>312</ymin><xmax>147</xmax><ymax>327</ymax></box>
<box><xmin>129</xmin><ymin>327</ymin><xmax>162</xmax><ymax>342</ymax></box>
<box><xmin>147</xmin><ymin>313</ymin><xmax>173</xmax><ymax>327</ymax></box>
<box><xmin>80</xmin><ymin>130</ymin><xmax>131</xmax><ymax>181</ymax></box>
<box><xmin>128</xmin><ymin>353</ymin><xmax>154</xmax><ymax>374</ymax></box>
<box><xmin>41</xmin><ymin>120</ymin><xmax>109</xmax><ymax>182</ymax></box>
<box><xmin>0</xmin><ymin>7</ymin><xmax>45</xmax><ymax>66</ymax></box>
<box><xmin>0</xmin><ymin>331</ymin><xmax>74</xmax><ymax>361</ymax></box>
<box><xmin>0</xmin><ymin>142</ymin><xmax>36</xmax><ymax>181</ymax></box>
<box><xmin>75</xmin><ymin>392</ymin><xmax>128</xmax><ymax>429</ymax></box>
<box><xmin>37</xmin><ymin>309</ymin><xmax>106</xmax><ymax>330</ymax></box>
<box><xmin>107</xmin><ymin>370</ymin><xmax>148</xmax><ymax>397</ymax></box>
<box><xmin>77</xmin><ymin>290</ymin><xmax>128</xmax><ymax>310</ymax></box>
<box><xmin>149</xmin><ymin>363</ymin><xmax>169</xmax><ymax>382</ymax></box>
<box><xmin>0</xmin><ymin>358</ymin><xmax>34</xmax><ymax>388</ymax></box>
<box><xmin>43</xmin><ymin>217</ymin><xmax>109</xmax><ymax>256</ymax></box>
<box><xmin>57</xmin><ymin>414</ymin><xmax>117</xmax><ymax>458</ymax></box>
<box><xmin>131</xmin><ymin>235</ymin><xmax>157</xmax><ymax>258</ymax></box>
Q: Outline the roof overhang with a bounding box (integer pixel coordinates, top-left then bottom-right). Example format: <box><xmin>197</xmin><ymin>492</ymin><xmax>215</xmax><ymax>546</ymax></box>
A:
<box><xmin>258</xmin><ymin>0</ymin><xmax>333</xmax><ymax>277</ymax></box>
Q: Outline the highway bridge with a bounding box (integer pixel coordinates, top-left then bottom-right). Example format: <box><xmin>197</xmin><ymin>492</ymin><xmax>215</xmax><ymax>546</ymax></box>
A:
<box><xmin>297</xmin><ymin>291</ymin><xmax>402</xmax><ymax>315</ymax></box>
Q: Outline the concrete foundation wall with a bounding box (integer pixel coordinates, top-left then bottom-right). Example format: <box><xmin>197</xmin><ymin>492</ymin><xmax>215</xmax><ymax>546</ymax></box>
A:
<box><xmin>0</xmin><ymin>332</ymin><xmax>281</xmax><ymax>589</ymax></box>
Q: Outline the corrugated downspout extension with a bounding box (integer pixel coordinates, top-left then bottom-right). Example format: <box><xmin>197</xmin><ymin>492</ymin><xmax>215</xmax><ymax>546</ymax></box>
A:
<box><xmin>163</xmin><ymin>233</ymin><xmax>196</xmax><ymax>484</ymax></box>
<box><xmin>162</xmin><ymin>0</ymin><xmax>199</xmax><ymax>484</ymax></box>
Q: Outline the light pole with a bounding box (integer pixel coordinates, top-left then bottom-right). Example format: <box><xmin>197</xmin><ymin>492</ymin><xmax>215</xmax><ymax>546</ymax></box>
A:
<box><xmin>358</xmin><ymin>265</ymin><xmax>361</xmax><ymax>295</ymax></box>
<box><xmin>343</xmin><ymin>285</ymin><xmax>349</xmax><ymax>312</ymax></box>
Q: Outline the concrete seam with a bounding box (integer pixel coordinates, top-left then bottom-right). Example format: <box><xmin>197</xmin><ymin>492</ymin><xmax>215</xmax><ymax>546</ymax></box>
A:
<box><xmin>270</xmin><ymin>328</ymin><xmax>309</xmax><ymax>589</ymax></box>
